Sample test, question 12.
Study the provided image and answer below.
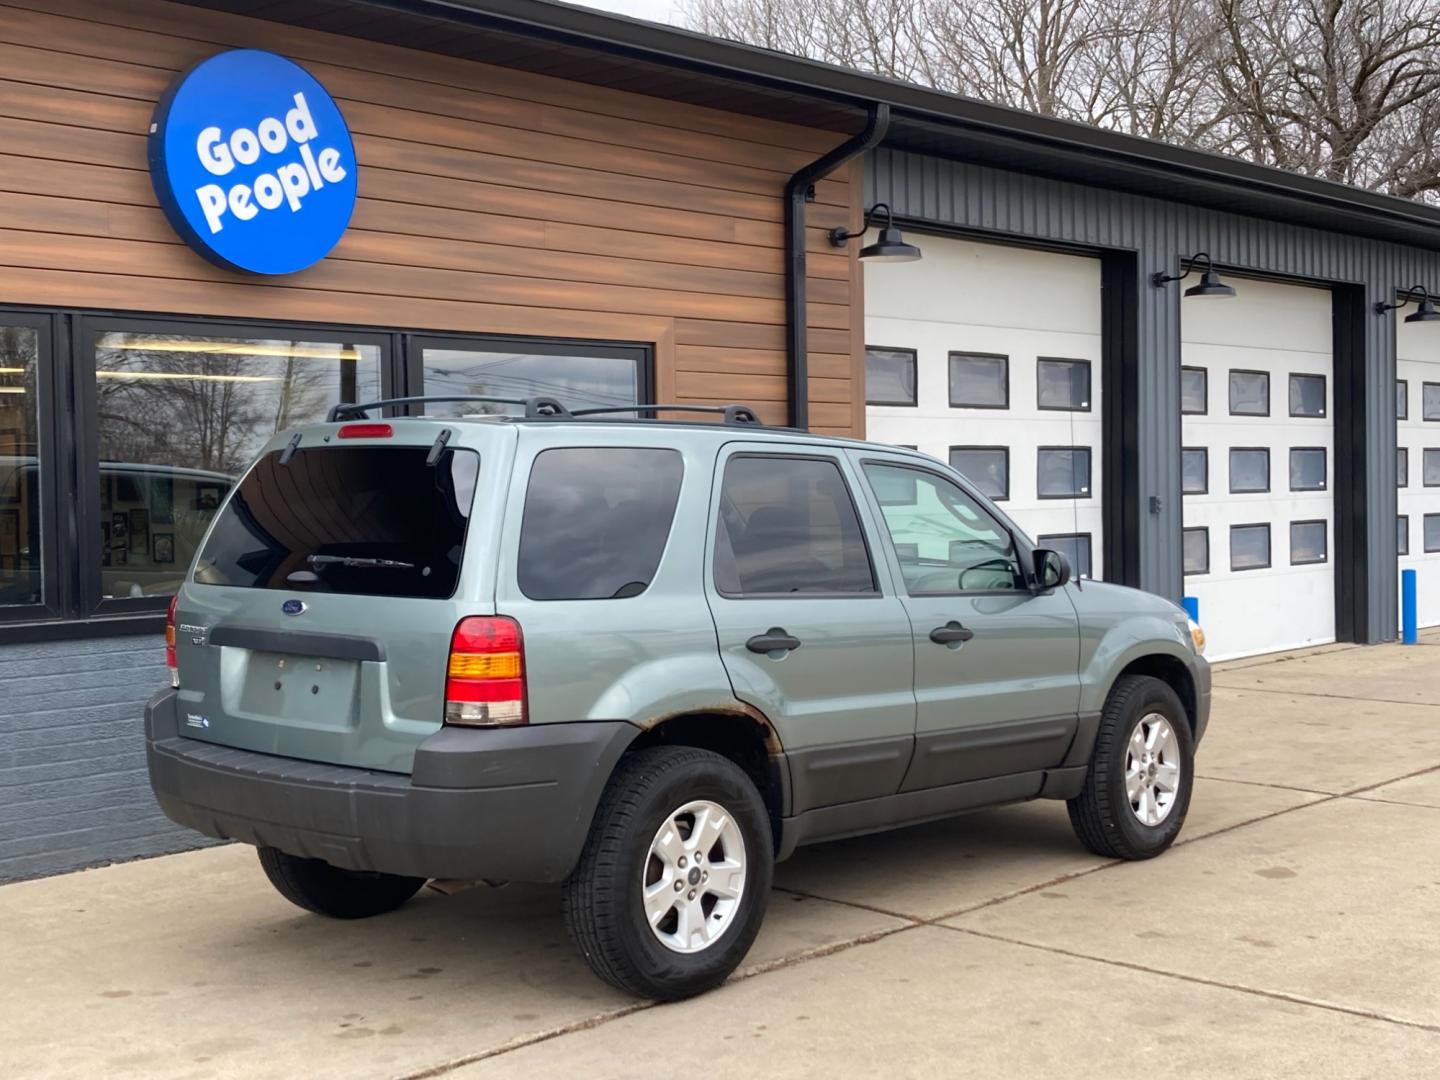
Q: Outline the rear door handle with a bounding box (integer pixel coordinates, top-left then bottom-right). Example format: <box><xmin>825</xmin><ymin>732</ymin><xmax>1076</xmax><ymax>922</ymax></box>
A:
<box><xmin>746</xmin><ymin>628</ymin><xmax>802</xmax><ymax>653</ymax></box>
<box><xmin>929</xmin><ymin>621</ymin><xmax>975</xmax><ymax>645</ymax></box>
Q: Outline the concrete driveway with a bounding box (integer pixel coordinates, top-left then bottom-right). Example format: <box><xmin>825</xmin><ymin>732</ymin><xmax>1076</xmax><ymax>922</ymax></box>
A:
<box><xmin>4</xmin><ymin>636</ymin><xmax>1439</xmax><ymax>1078</ymax></box>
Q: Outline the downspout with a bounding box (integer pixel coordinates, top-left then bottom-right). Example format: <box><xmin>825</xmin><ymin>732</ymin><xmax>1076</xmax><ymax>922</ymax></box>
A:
<box><xmin>784</xmin><ymin>102</ymin><xmax>889</xmax><ymax>429</ymax></box>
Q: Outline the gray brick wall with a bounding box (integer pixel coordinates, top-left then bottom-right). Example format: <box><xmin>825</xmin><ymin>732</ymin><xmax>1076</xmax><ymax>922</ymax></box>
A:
<box><xmin>0</xmin><ymin>635</ymin><xmax>216</xmax><ymax>882</ymax></box>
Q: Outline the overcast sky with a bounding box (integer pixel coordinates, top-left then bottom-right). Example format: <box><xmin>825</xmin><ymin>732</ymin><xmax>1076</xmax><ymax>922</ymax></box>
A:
<box><xmin>568</xmin><ymin>0</ymin><xmax>687</xmax><ymax>26</ymax></box>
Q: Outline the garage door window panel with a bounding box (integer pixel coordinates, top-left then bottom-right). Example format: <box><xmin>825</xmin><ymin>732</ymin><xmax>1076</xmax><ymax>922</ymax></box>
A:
<box><xmin>1397</xmin><ymin>380</ymin><xmax>1408</xmax><ymax>420</ymax></box>
<box><xmin>1426</xmin><ymin>383</ymin><xmax>1440</xmax><ymax>422</ymax></box>
<box><xmin>1399</xmin><ymin>448</ymin><xmax>1409</xmax><ymax>488</ymax></box>
<box><xmin>1426</xmin><ymin>514</ymin><xmax>1440</xmax><ymax>553</ymax></box>
<box><xmin>1230</xmin><ymin>524</ymin><xmax>1271</xmax><ymax>570</ymax></box>
<box><xmin>1036</xmin><ymin>532</ymin><xmax>1092</xmax><ymax>579</ymax></box>
<box><xmin>1289</xmin><ymin>448</ymin><xmax>1327</xmax><ymax>492</ymax></box>
<box><xmin>1182</xmin><ymin>527</ymin><xmax>1209</xmax><ymax>575</ymax></box>
<box><xmin>1181</xmin><ymin>366</ymin><xmax>1208</xmax><ymax>415</ymax></box>
<box><xmin>1229</xmin><ymin>448</ymin><xmax>1270</xmax><ymax>493</ymax></box>
<box><xmin>862</xmin><ymin>463</ymin><xmax>1026</xmax><ymax>594</ymax></box>
<box><xmin>1425</xmin><ymin>449</ymin><xmax>1440</xmax><ymax>487</ymax></box>
<box><xmin>1229</xmin><ymin>370</ymin><xmax>1270</xmax><ymax>416</ymax></box>
<box><xmin>1288</xmin><ymin>374</ymin><xmax>1326</xmax><ymax>418</ymax></box>
<box><xmin>1399</xmin><ymin>515</ymin><xmax>1409</xmax><ymax>556</ymax></box>
<box><xmin>949</xmin><ymin>446</ymin><xmax>1009</xmax><ymax>501</ymax></box>
<box><xmin>1182</xmin><ymin>448</ymin><xmax>1208</xmax><ymax>495</ymax></box>
<box><xmin>1036</xmin><ymin>358</ymin><xmax>1091</xmax><ymax>411</ymax></box>
<box><xmin>865</xmin><ymin>347</ymin><xmax>917</xmax><ymax>407</ymax></box>
<box><xmin>1290</xmin><ymin>520</ymin><xmax>1328</xmax><ymax>565</ymax></box>
<box><xmin>948</xmin><ymin>353</ymin><xmax>1009</xmax><ymax>409</ymax></box>
<box><xmin>1037</xmin><ymin>447</ymin><xmax>1092</xmax><ymax>499</ymax></box>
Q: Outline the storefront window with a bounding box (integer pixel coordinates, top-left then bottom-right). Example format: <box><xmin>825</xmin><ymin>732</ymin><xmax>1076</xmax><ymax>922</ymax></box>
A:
<box><xmin>93</xmin><ymin>330</ymin><xmax>381</xmax><ymax>598</ymax></box>
<box><xmin>419</xmin><ymin>342</ymin><xmax>642</xmax><ymax>417</ymax></box>
<box><xmin>0</xmin><ymin>324</ymin><xmax>40</xmax><ymax>607</ymax></box>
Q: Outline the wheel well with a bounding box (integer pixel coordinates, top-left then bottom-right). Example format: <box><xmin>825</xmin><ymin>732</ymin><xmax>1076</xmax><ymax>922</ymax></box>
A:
<box><xmin>1116</xmin><ymin>655</ymin><xmax>1197</xmax><ymax>733</ymax></box>
<box><xmin>627</xmin><ymin>713</ymin><xmax>784</xmax><ymax>848</ymax></box>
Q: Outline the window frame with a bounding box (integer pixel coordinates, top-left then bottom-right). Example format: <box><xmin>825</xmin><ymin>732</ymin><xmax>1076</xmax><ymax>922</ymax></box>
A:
<box><xmin>864</xmin><ymin>345</ymin><xmax>918</xmax><ymax>407</ymax></box>
<box><xmin>1399</xmin><ymin>447</ymin><xmax>1409</xmax><ymax>488</ymax></box>
<box><xmin>1288</xmin><ymin>446</ymin><xmax>1328</xmax><ymax>492</ymax></box>
<box><xmin>1181</xmin><ymin>446</ymin><xmax>1209</xmax><ymax>495</ymax></box>
<box><xmin>1425</xmin><ymin>382</ymin><xmax>1440</xmax><ymax>422</ymax></box>
<box><xmin>1399</xmin><ymin>514</ymin><xmax>1409</xmax><ymax>556</ymax></box>
<box><xmin>1424</xmin><ymin>448</ymin><xmax>1440</xmax><ymax>488</ymax></box>
<box><xmin>948</xmin><ymin>445</ymin><xmax>1010</xmax><ymax>502</ymax></box>
<box><xmin>1426</xmin><ymin>513</ymin><xmax>1440</xmax><ymax>554</ymax></box>
<box><xmin>1035</xmin><ymin>357</ymin><xmax>1092</xmax><ymax>413</ymax></box>
<box><xmin>1182</xmin><ymin>526</ymin><xmax>1210</xmax><ymax>576</ymax></box>
<box><xmin>860</xmin><ymin>458</ymin><xmax>1031</xmax><ymax>597</ymax></box>
<box><xmin>1288</xmin><ymin>372</ymin><xmax>1327</xmax><ymax>418</ymax></box>
<box><xmin>1228</xmin><ymin>368</ymin><xmax>1271</xmax><ymax>417</ymax></box>
<box><xmin>1035</xmin><ymin>445</ymin><xmax>1094</xmax><ymax>500</ymax></box>
<box><xmin>1228</xmin><ymin>446</ymin><xmax>1271</xmax><ymax>494</ymax></box>
<box><xmin>947</xmin><ymin>351</ymin><xmax>1010</xmax><ymax>410</ymax></box>
<box><xmin>1397</xmin><ymin>379</ymin><xmax>1409</xmax><ymax>421</ymax></box>
<box><xmin>1180</xmin><ymin>365</ymin><xmax>1208</xmax><ymax>415</ymax></box>
<box><xmin>712</xmin><ymin>451</ymin><xmax>880</xmax><ymax>601</ymax></box>
<box><xmin>1289</xmin><ymin>519</ymin><xmax>1328</xmax><ymax>566</ymax></box>
<box><xmin>1229</xmin><ymin>522</ymin><xmax>1273</xmax><ymax>571</ymax></box>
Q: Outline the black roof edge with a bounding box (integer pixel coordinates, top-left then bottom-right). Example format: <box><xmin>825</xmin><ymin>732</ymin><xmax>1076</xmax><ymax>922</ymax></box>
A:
<box><xmin>334</xmin><ymin>0</ymin><xmax>1440</xmax><ymax>246</ymax></box>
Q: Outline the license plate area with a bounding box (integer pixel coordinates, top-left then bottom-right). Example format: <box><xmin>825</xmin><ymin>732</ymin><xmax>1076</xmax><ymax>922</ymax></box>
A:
<box><xmin>236</xmin><ymin>650</ymin><xmax>362</xmax><ymax>729</ymax></box>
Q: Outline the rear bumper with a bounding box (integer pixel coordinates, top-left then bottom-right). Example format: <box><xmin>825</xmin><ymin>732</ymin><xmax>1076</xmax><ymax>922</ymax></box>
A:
<box><xmin>145</xmin><ymin>689</ymin><xmax>638</xmax><ymax>883</ymax></box>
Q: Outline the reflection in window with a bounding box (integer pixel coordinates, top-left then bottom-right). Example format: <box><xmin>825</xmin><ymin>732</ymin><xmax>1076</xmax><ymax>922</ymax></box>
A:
<box><xmin>1425</xmin><ymin>448</ymin><xmax>1440</xmax><ymax>487</ymax></box>
<box><xmin>421</xmin><ymin>344</ymin><xmax>640</xmax><ymax>417</ymax></box>
<box><xmin>948</xmin><ymin>353</ymin><xmax>1008</xmax><ymax>408</ymax></box>
<box><xmin>1036</xmin><ymin>358</ymin><xmax>1090</xmax><ymax>410</ymax></box>
<box><xmin>1037</xmin><ymin>533</ymin><xmax>1092</xmax><ymax>579</ymax></box>
<box><xmin>0</xmin><ymin>324</ymin><xmax>41</xmax><ymax>607</ymax></box>
<box><xmin>1181</xmin><ymin>366</ymin><xmax>1207</xmax><ymax>415</ymax></box>
<box><xmin>1037</xmin><ymin>447</ymin><xmax>1092</xmax><ymax>498</ymax></box>
<box><xmin>94</xmin><ymin>330</ymin><xmax>382</xmax><ymax>598</ymax></box>
<box><xmin>1289</xmin><ymin>374</ymin><xmax>1326</xmax><ymax>417</ymax></box>
<box><xmin>1399</xmin><ymin>447</ymin><xmax>1409</xmax><ymax>488</ymax></box>
<box><xmin>1230</xmin><ymin>524</ymin><xmax>1271</xmax><ymax>570</ymax></box>
<box><xmin>1290</xmin><ymin>520</ymin><xmax>1327</xmax><ymax>565</ymax></box>
<box><xmin>1182</xmin><ymin>528</ymin><xmax>1209</xmax><ymax>575</ymax></box>
<box><xmin>1229</xmin><ymin>370</ymin><xmax>1269</xmax><ymax>415</ymax></box>
<box><xmin>1289</xmin><ymin>448</ymin><xmax>1327</xmax><ymax>491</ymax></box>
<box><xmin>1229</xmin><ymin>448</ymin><xmax>1269</xmax><ymax>493</ymax></box>
<box><xmin>949</xmin><ymin>447</ymin><xmax>1008</xmax><ymax>500</ymax></box>
<box><xmin>865</xmin><ymin>347</ymin><xmax>917</xmax><ymax>406</ymax></box>
<box><xmin>1182</xmin><ymin>448</ymin><xmax>1208</xmax><ymax>494</ymax></box>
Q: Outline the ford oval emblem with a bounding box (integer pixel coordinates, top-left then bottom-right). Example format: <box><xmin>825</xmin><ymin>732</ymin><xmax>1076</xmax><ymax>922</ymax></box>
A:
<box><xmin>282</xmin><ymin>599</ymin><xmax>307</xmax><ymax>616</ymax></box>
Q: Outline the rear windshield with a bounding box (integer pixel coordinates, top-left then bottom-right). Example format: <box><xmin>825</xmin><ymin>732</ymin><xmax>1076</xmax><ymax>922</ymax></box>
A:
<box><xmin>193</xmin><ymin>445</ymin><xmax>479</xmax><ymax>598</ymax></box>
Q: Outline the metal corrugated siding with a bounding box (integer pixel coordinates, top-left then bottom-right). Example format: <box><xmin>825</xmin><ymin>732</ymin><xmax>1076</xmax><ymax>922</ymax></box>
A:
<box><xmin>869</xmin><ymin>147</ymin><xmax>1428</xmax><ymax>640</ymax></box>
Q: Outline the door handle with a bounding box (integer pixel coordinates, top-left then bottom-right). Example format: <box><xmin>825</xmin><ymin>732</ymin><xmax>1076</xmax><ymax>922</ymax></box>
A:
<box><xmin>929</xmin><ymin>621</ymin><xmax>975</xmax><ymax>645</ymax></box>
<box><xmin>746</xmin><ymin>627</ymin><xmax>802</xmax><ymax>653</ymax></box>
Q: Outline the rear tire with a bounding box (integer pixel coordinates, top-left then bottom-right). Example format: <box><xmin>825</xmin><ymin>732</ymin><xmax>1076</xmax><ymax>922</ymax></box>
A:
<box><xmin>257</xmin><ymin>847</ymin><xmax>425</xmax><ymax>919</ymax></box>
<box><xmin>1067</xmin><ymin>674</ymin><xmax>1194</xmax><ymax>860</ymax></box>
<box><xmin>563</xmin><ymin>746</ymin><xmax>773</xmax><ymax>1001</ymax></box>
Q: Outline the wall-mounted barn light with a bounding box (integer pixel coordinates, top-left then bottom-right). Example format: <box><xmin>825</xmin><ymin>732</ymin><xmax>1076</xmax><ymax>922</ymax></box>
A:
<box><xmin>1374</xmin><ymin>285</ymin><xmax>1440</xmax><ymax>323</ymax></box>
<box><xmin>1152</xmin><ymin>252</ymin><xmax>1236</xmax><ymax>297</ymax></box>
<box><xmin>828</xmin><ymin>203</ymin><xmax>922</xmax><ymax>262</ymax></box>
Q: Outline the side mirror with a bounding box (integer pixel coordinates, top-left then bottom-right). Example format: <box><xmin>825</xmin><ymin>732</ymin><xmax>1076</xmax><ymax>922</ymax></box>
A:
<box><xmin>1032</xmin><ymin>548</ymin><xmax>1071</xmax><ymax>591</ymax></box>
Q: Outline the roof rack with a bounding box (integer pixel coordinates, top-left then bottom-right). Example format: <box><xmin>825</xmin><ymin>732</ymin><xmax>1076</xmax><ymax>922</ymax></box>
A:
<box><xmin>327</xmin><ymin>397</ymin><xmax>765</xmax><ymax>426</ymax></box>
<box><xmin>570</xmin><ymin>404</ymin><xmax>763</xmax><ymax>425</ymax></box>
<box><xmin>327</xmin><ymin>395</ymin><xmax>571</xmax><ymax>422</ymax></box>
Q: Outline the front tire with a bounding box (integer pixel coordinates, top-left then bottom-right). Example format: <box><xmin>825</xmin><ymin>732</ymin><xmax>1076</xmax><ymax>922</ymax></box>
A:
<box><xmin>563</xmin><ymin>746</ymin><xmax>773</xmax><ymax>1000</ymax></box>
<box><xmin>257</xmin><ymin>847</ymin><xmax>426</xmax><ymax>919</ymax></box>
<box><xmin>1067</xmin><ymin>674</ymin><xmax>1194</xmax><ymax>860</ymax></box>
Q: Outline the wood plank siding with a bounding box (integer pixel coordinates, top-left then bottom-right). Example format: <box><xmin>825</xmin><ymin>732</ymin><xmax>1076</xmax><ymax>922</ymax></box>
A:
<box><xmin>0</xmin><ymin>0</ymin><xmax>865</xmax><ymax>434</ymax></box>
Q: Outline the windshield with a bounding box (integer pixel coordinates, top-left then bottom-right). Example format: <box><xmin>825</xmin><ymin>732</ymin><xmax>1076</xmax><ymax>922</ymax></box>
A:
<box><xmin>193</xmin><ymin>445</ymin><xmax>479</xmax><ymax>598</ymax></box>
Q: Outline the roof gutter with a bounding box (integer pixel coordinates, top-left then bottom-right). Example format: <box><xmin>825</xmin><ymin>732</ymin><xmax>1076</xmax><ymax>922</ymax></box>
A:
<box><xmin>784</xmin><ymin>103</ymin><xmax>888</xmax><ymax>429</ymax></box>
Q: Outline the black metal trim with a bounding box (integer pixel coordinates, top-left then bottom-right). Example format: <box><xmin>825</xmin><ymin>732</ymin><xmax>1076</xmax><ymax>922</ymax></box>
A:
<box><xmin>1035</xmin><ymin>356</ymin><xmax>1093</xmax><ymax>412</ymax></box>
<box><xmin>1228</xmin><ymin>369</ymin><xmax>1272</xmax><ymax>417</ymax></box>
<box><xmin>1288</xmin><ymin>446</ymin><xmax>1329</xmax><ymax>492</ymax></box>
<box><xmin>863</xmin><ymin>344</ymin><xmax>918</xmax><ymax>407</ymax></box>
<box><xmin>1228</xmin><ymin>446</ymin><xmax>1271</xmax><ymax>494</ymax></box>
<box><xmin>1180</xmin><ymin>365</ymin><xmax>1209</xmax><ymax>416</ymax></box>
<box><xmin>1229</xmin><ymin>522</ymin><xmax>1273</xmax><ymax>571</ymax></box>
<box><xmin>1287</xmin><ymin>372</ymin><xmax>1328</xmax><ymax>418</ymax></box>
<box><xmin>1332</xmin><ymin>284</ymin><xmax>1370</xmax><ymax>643</ymax></box>
<box><xmin>1289</xmin><ymin>519</ymin><xmax>1329</xmax><ymax>565</ymax></box>
<box><xmin>1181</xmin><ymin>526</ymin><xmax>1210</xmax><ymax>576</ymax></box>
<box><xmin>947</xmin><ymin>351</ymin><xmax>1010</xmax><ymax>410</ymax></box>
<box><xmin>1101</xmin><ymin>252</ymin><xmax>1141</xmax><ymax>589</ymax></box>
<box><xmin>208</xmin><ymin>624</ymin><xmax>387</xmax><ymax>662</ymax></box>
<box><xmin>1036</xmin><ymin>445</ymin><xmax>1094</xmax><ymax>500</ymax></box>
<box><xmin>948</xmin><ymin>445</ymin><xmax>1010</xmax><ymax>501</ymax></box>
<box><xmin>1181</xmin><ymin>446</ymin><xmax>1209</xmax><ymax>495</ymax></box>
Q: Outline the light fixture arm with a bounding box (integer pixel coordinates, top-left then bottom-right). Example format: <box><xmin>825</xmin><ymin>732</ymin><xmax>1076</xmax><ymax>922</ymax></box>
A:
<box><xmin>1374</xmin><ymin>284</ymin><xmax>1433</xmax><ymax>315</ymax></box>
<box><xmin>1152</xmin><ymin>252</ymin><xmax>1215</xmax><ymax>287</ymax></box>
<box><xmin>828</xmin><ymin>203</ymin><xmax>895</xmax><ymax>247</ymax></box>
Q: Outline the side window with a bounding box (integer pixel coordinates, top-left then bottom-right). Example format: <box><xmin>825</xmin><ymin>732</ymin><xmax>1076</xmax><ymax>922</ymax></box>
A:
<box><xmin>862</xmin><ymin>463</ymin><xmax>1026</xmax><ymax>595</ymax></box>
<box><xmin>518</xmin><ymin>448</ymin><xmax>683</xmax><ymax>600</ymax></box>
<box><xmin>714</xmin><ymin>456</ymin><xmax>875</xmax><ymax>597</ymax></box>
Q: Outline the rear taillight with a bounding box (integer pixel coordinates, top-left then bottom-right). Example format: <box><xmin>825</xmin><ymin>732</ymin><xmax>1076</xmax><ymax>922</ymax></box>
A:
<box><xmin>165</xmin><ymin>594</ymin><xmax>179</xmax><ymax>688</ymax></box>
<box><xmin>445</xmin><ymin>616</ymin><xmax>526</xmax><ymax>726</ymax></box>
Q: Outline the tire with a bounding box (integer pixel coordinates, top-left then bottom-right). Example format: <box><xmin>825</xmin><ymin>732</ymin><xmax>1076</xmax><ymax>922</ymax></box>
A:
<box><xmin>563</xmin><ymin>746</ymin><xmax>774</xmax><ymax>1001</ymax></box>
<box><xmin>257</xmin><ymin>847</ymin><xmax>426</xmax><ymax>919</ymax></box>
<box><xmin>1067</xmin><ymin>674</ymin><xmax>1194</xmax><ymax>860</ymax></box>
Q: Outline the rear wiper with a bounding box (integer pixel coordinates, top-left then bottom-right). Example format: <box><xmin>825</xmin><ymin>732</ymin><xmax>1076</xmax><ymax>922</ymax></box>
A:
<box><xmin>306</xmin><ymin>554</ymin><xmax>415</xmax><ymax>570</ymax></box>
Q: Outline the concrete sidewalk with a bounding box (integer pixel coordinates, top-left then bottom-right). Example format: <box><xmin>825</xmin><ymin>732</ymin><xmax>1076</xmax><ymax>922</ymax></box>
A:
<box><xmin>4</xmin><ymin>635</ymin><xmax>1438</xmax><ymax>1078</ymax></box>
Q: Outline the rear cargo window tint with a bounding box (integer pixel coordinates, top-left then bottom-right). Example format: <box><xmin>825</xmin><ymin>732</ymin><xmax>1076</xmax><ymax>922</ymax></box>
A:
<box><xmin>517</xmin><ymin>448</ymin><xmax>683</xmax><ymax>601</ymax></box>
<box><xmin>194</xmin><ymin>446</ymin><xmax>479</xmax><ymax>598</ymax></box>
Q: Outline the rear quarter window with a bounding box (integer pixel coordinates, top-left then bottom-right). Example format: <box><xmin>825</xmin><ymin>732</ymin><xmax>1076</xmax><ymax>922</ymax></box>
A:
<box><xmin>517</xmin><ymin>447</ymin><xmax>684</xmax><ymax>600</ymax></box>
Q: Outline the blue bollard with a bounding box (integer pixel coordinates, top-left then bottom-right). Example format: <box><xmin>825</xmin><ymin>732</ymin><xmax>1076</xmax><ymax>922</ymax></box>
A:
<box><xmin>1402</xmin><ymin>569</ymin><xmax>1418</xmax><ymax>645</ymax></box>
<box><xmin>1182</xmin><ymin>596</ymin><xmax>1200</xmax><ymax>623</ymax></box>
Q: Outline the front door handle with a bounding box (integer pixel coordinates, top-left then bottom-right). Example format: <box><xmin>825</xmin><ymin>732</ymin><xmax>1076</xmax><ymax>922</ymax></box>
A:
<box><xmin>746</xmin><ymin>627</ymin><xmax>802</xmax><ymax>653</ymax></box>
<box><xmin>929</xmin><ymin>621</ymin><xmax>975</xmax><ymax>645</ymax></box>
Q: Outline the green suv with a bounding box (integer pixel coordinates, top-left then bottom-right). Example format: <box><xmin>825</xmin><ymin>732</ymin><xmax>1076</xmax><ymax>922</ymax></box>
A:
<box><xmin>146</xmin><ymin>395</ymin><xmax>1210</xmax><ymax>1000</ymax></box>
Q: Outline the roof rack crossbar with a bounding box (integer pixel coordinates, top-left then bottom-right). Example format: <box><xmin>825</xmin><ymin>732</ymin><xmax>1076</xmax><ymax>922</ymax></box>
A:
<box><xmin>569</xmin><ymin>404</ymin><xmax>764</xmax><ymax>425</ymax></box>
<box><xmin>327</xmin><ymin>395</ymin><xmax>572</xmax><ymax>422</ymax></box>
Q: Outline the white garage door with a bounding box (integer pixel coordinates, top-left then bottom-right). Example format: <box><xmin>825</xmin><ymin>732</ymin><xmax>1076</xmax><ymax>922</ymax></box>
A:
<box><xmin>864</xmin><ymin>236</ymin><xmax>1104</xmax><ymax>579</ymax></box>
<box><xmin>1180</xmin><ymin>279</ymin><xmax>1335</xmax><ymax>659</ymax></box>
<box><xmin>1396</xmin><ymin>319</ymin><xmax>1440</xmax><ymax>628</ymax></box>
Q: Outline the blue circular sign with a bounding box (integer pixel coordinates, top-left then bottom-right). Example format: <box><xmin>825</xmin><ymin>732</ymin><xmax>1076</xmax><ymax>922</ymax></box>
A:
<box><xmin>148</xmin><ymin>50</ymin><xmax>357</xmax><ymax>276</ymax></box>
